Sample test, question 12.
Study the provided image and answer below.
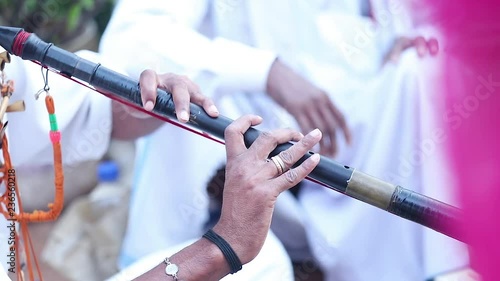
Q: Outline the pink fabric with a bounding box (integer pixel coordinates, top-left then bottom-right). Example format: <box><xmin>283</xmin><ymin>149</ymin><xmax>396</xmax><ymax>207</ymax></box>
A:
<box><xmin>422</xmin><ymin>1</ymin><xmax>500</xmax><ymax>279</ymax></box>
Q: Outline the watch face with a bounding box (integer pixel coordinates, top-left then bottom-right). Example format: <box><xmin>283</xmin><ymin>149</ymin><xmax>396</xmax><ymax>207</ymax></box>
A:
<box><xmin>165</xmin><ymin>263</ymin><xmax>179</xmax><ymax>275</ymax></box>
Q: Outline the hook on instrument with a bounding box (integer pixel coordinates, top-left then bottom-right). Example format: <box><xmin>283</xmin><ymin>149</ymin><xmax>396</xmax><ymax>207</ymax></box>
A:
<box><xmin>35</xmin><ymin>66</ymin><xmax>51</xmax><ymax>100</ymax></box>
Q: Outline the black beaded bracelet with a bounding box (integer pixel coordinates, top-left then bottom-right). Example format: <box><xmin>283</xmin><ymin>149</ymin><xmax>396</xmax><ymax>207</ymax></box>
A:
<box><xmin>203</xmin><ymin>229</ymin><xmax>243</xmax><ymax>274</ymax></box>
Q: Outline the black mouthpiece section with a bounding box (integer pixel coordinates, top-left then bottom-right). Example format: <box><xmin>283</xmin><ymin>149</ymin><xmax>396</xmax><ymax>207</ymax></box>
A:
<box><xmin>0</xmin><ymin>26</ymin><xmax>23</xmax><ymax>54</ymax></box>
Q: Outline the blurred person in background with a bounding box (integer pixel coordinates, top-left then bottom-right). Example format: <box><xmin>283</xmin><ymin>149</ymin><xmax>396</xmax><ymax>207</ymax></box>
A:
<box><xmin>100</xmin><ymin>0</ymin><xmax>471</xmax><ymax>280</ymax></box>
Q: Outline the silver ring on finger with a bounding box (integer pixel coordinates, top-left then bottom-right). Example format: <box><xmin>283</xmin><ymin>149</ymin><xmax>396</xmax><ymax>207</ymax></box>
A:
<box><xmin>270</xmin><ymin>155</ymin><xmax>286</xmax><ymax>175</ymax></box>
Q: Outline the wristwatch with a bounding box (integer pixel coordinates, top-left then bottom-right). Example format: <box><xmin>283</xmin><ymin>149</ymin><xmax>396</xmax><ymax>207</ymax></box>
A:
<box><xmin>164</xmin><ymin>257</ymin><xmax>179</xmax><ymax>280</ymax></box>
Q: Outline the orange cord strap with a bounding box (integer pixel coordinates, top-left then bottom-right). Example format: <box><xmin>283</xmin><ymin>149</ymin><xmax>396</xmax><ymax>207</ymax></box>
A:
<box><xmin>15</xmin><ymin>94</ymin><xmax>64</xmax><ymax>222</ymax></box>
<box><xmin>0</xmin><ymin>93</ymin><xmax>64</xmax><ymax>224</ymax></box>
<box><xmin>0</xmin><ymin>56</ymin><xmax>64</xmax><ymax>281</ymax></box>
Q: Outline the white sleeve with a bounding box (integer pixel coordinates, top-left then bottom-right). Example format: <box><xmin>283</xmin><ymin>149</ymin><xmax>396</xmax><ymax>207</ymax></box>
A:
<box><xmin>4</xmin><ymin>51</ymin><xmax>112</xmax><ymax>168</ymax></box>
<box><xmin>99</xmin><ymin>0</ymin><xmax>276</xmax><ymax>94</ymax></box>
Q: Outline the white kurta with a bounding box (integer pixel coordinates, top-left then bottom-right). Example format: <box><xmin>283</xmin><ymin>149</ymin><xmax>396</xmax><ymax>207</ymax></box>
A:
<box><xmin>0</xmin><ymin>50</ymin><xmax>112</xmax><ymax>277</ymax></box>
<box><xmin>100</xmin><ymin>0</ymin><xmax>469</xmax><ymax>280</ymax></box>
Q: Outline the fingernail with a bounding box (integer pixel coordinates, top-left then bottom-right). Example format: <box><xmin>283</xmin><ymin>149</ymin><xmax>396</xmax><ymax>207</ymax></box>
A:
<box><xmin>144</xmin><ymin>101</ymin><xmax>154</xmax><ymax>111</ymax></box>
<box><xmin>310</xmin><ymin>128</ymin><xmax>321</xmax><ymax>137</ymax></box>
<box><xmin>180</xmin><ymin>110</ymin><xmax>189</xmax><ymax>121</ymax></box>
<box><xmin>209</xmin><ymin>105</ymin><xmax>219</xmax><ymax>114</ymax></box>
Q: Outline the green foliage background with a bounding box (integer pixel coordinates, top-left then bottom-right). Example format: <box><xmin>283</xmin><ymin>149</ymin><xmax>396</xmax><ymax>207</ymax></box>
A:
<box><xmin>0</xmin><ymin>0</ymin><xmax>115</xmax><ymax>44</ymax></box>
